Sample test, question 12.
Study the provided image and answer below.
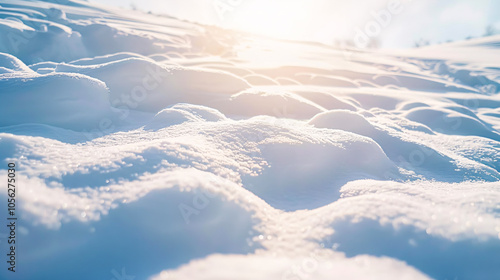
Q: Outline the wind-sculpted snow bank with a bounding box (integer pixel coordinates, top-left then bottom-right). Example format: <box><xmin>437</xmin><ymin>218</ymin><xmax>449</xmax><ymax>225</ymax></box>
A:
<box><xmin>0</xmin><ymin>52</ymin><xmax>34</xmax><ymax>73</ymax></box>
<box><xmin>0</xmin><ymin>1</ymin><xmax>197</xmax><ymax>64</ymax></box>
<box><xmin>309</xmin><ymin>109</ymin><xmax>500</xmax><ymax>182</ymax></box>
<box><xmin>404</xmin><ymin>107</ymin><xmax>500</xmax><ymax>141</ymax></box>
<box><xmin>0</xmin><ymin>53</ymin><xmax>113</xmax><ymax>129</ymax></box>
<box><xmin>54</xmin><ymin>58</ymin><xmax>250</xmax><ymax>112</ymax></box>
<box><xmin>1</xmin><ymin>1</ymin><xmax>500</xmax><ymax>280</ymax></box>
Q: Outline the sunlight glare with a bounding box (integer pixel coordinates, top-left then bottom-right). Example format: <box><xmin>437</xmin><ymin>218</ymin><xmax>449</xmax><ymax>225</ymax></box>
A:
<box><xmin>226</xmin><ymin>0</ymin><xmax>321</xmax><ymax>41</ymax></box>
<box><xmin>217</xmin><ymin>0</ymin><xmax>368</xmax><ymax>45</ymax></box>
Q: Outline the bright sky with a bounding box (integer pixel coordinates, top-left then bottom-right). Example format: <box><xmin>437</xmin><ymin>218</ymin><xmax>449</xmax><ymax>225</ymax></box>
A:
<box><xmin>95</xmin><ymin>0</ymin><xmax>500</xmax><ymax>48</ymax></box>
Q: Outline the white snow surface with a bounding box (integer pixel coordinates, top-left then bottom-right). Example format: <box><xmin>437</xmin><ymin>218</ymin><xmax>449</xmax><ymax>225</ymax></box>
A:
<box><xmin>0</xmin><ymin>1</ymin><xmax>500</xmax><ymax>279</ymax></box>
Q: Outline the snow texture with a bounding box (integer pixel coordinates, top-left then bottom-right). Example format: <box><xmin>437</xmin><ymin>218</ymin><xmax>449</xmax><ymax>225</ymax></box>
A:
<box><xmin>0</xmin><ymin>1</ymin><xmax>499</xmax><ymax>279</ymax></box>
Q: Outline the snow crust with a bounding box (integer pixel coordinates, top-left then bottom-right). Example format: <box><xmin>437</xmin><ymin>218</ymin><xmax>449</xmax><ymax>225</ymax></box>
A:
<box><xmin>0</xmin><ymin>1</ymin><xmax>500</xmax><ymax>279</ymax></box>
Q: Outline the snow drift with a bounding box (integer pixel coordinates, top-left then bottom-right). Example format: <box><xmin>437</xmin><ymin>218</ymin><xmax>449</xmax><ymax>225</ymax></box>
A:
<box><xmin>0</xmin><ymin>1</ymin><xmax>500</xmax><ymax>280</ymax></box>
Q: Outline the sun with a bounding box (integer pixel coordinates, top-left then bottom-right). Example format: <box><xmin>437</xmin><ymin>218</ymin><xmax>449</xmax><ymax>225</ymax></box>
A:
<box><xmin>212</xmin><ymin>0</ymin><xmax>357</xmax><ymax>45</ymax></box>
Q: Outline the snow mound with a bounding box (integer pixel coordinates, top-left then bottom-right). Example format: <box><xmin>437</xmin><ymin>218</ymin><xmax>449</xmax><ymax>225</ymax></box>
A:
<box><xmin>15</xmin><ymin>169</ymin><xmax>265</xmax><ymax>280</ymax></box>
<box><xmin>1</xmin><ymin>1</ymin><xmax>500</xmax><ymax>280</ymax></box>
<box><xmin>0</xmin><ymin>58</ymin><xmax>113</xmax><ymax>130</ymax></box>
<box><xmin>55</xmin><ymin>58</ymin><xmax>250</xmax><ymax>112</ymax></box>
<box><xmin>146</xmin><ymin>103</ymin><xmax>227</xmax><ymax>129</ymax></box>
<box><xmin>151</xmin><ymin>253</ymin><xmax>432</xmax><ymax>280</ymax></box>
<box><xmin>320</xmin><ymin>180</ymin><xmax>500</xmax><ymax>280</ymax></box>
<box><xmin>309</xmin><ymin>110</ymin><xmax>377</xmax><ymax>135</ymax></box>
<box><xmin>404</xmin><ymin>107</ymin><xmax>500</xmax><ymax>141</ymax></box>
<box><xmin>244</xmin><ymin>119</ymin><xmax>400</xmax><ymax>211</ymax></box>
<box><xmin>219</xmin><ymin>88</ymin><xmax>323</xmax><ymax>118</ymax></box>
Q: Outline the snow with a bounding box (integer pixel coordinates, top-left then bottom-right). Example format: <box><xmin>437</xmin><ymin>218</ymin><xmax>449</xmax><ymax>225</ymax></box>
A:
<box><xmin>0</xmin><ymin>1</ymin><xmax>499</xmax><ymax>280</ymax></box>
